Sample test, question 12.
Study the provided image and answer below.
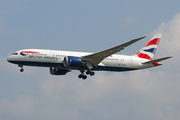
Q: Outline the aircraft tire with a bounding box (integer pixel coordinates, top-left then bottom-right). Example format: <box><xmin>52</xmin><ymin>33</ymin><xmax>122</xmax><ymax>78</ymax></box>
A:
<box><xmin>78</xmin><ymin>74</ymin><xmax>82</xmax><ymax>78</ymax></box>
<box><xmin>90</xmin><ymin>72</ymin><xmax>95</xmax><ymax>76</ymax></box>
<box><xmin>86</xmin><ymin>71</ymin><xmax>90</xmax><ymax>75</ymax></box>
<box><xmin>20</xmin><ymin>68</ymin><xmax>24</xmax><ymax>72</ymax></box>
<box><xmin>82</xmin><ymin>75</ymin><xmax>87</xmax><ymax>80</ymax></box>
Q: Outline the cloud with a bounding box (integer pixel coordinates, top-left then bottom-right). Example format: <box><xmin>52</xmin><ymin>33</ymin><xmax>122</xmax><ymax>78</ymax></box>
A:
<box><xmin>0</xmin><ymin>95</ymin><xmax>33</xmax><ymax>117</ymax></box>
<box><xmin>156</xmin><ymin>106</ymin><xmax>180</xmax><ymax>120</ymax></box>
<box><xmin>150</xmin><ymin>13</ymin><xmax>180</xmax><ymax>74</ymax></box>
<box><xmin>38</xmin><ymin>68</ymin><xmax>180</xmax><ymax>105</ymax></box>
<box><xmin>35</xmin><ymin>68</ymin><xmax>180</xmax><ymax>120</ymax></box>
<box><xmin>38</xmin><ymin>72</ymin><xmax>122</xmax><ymax>103</ymax></box>
<box><xmin>121</xmin><ymin>70</ymin><xmax>180</xmax><ymax>104</ymax></box>
<box><xmin>70</xmin><ymin>72</ymin><xmax>122</xmax><ymax>103</ymax></box>
<box><xmin>152</xmin><ymin>13</ymin><xmax>180</xmax><ymax>55</ymax></box>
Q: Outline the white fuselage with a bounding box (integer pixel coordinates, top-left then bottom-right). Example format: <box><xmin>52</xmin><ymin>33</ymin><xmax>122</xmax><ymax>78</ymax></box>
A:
<box><xmin>7</xmin><ymin>49</ymin><xmax>155</xmax><ymax>72</ymax></box>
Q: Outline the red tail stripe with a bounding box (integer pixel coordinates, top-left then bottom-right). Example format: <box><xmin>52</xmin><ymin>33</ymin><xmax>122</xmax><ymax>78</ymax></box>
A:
<box><xmin>144</xmin><ymin>38</ymin><xmax>160</xmax><ymax>47</ymax></box>
<box><xmin>137</xmin><ymin>52</ymin><xmax>152</xmax><ymax>61</ymax></box>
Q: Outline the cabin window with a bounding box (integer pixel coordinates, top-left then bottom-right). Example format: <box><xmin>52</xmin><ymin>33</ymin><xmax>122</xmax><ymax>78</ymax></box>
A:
<box><xmin>11</xmin><ymin>53</ymin><xmax>18</xmax><ymax>55</ymax></box>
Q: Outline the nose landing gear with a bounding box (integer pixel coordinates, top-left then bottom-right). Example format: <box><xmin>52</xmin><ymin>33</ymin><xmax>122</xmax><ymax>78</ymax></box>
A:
<box><xmin>18</xmin><ymin>64</ymin><xmax>24</xmax><ymax>72</ymax></box>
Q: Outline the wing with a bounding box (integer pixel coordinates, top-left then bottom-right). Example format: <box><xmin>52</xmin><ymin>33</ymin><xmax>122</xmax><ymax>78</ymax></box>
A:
<box><xmin>82</xmin><ymin>36</ymin><xmax>146</xmax><ymax>68</ymax></box>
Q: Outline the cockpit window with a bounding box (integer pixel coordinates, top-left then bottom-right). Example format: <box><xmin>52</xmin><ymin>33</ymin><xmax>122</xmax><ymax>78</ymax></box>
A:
<box><xmin>11</xmin><ymin>53</ymin><xmax>18</xmax><ymax>55</ymax></box>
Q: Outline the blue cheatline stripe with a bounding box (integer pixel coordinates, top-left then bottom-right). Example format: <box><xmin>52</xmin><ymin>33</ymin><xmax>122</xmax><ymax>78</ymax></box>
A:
<box><xmin>8</xmin><ymin>61</ymin><xmax>137</xmax><ymax>72</ymax></box>
<box><xmin>144</xmin><ymin>48</ymin><xmax>156</xmax><ymax>54</ymax></box>
<box><xmin>20</xmin><ymin>53</ymin><xmax>27</xmax><ymax>56</ymax></box>
<box><xmin>94</xmin><ymin>66</ymin><xmax>136</xmax><ymax>72</ymax></box>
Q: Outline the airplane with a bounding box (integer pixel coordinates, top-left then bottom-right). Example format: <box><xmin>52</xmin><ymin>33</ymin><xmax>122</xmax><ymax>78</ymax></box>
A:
<box><xmin>7</xmin><ymin>34</ymin><xmax>172</xmax><ymax>79</ymax></box>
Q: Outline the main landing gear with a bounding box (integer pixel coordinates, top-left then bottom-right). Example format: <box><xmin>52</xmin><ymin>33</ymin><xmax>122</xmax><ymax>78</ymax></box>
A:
<box><xmin>78</xmin><ymin>70</ymin><xmax>95</xmax><ymax>80</ymax></box>
<box><xmin>78</xmin><ymin>74</ymin><xmax>87</xmax><ymax>80</ymax></box>
<box><xmin>18</xmin><ymin>64</ymin><xmax>24</xmax><ymax>72</ymax></box>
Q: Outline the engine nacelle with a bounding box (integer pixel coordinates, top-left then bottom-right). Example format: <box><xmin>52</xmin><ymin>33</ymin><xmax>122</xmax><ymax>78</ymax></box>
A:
<box><xmin>64</xmin><ymin>56</ymin><xmax>82</xmax><ymax>68</ymax></box>
<box><xmin>50</xmin><ymin>67</ymin><xmax>69</xmax><ymax>75</ymax></box>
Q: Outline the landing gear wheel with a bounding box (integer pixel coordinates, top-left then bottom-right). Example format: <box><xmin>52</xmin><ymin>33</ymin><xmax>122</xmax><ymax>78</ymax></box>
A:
<box><xmin>20</xmin><ymin>68</ymin><xmax>24</xmax><ymax>72</ymax></box>
<box><xmin>86</xmin><ymin>71</ymin><xmax>90</xmax><ymax>75</ymax></box>
<box><xmin>18</xmin><ymin>64</ymin><xmax>24</xmax><ymax>72</ymax></box>
<box><xmin>78</xmin><ymin>74</ymin><xmax>87</xmax><ymax>80</ymax></box>
<box><xmin>90</xmin><ymin>72</ymin><xmax>95</xmax><ymax>76</ymax></box>
<box><xmin>86</xmin><ymin>70</ymin><xmax>95</xmax><ymax>76</ymax></box>
<box><xmin>78</xmin><ymin>74</ymin><xmax>83</xmax><ymax>78</ymax></box>
<box><xmin>82</xmin><ymin>75</ymin><xmax>87</xmax><ymax>80</ymax></box>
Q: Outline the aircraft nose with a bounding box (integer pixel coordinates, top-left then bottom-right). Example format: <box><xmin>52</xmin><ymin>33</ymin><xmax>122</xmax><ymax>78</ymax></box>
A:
<box><xmin>7</xmin><ymin>56</ymin><xmax>12</xmax><ymax>62</ymax></box>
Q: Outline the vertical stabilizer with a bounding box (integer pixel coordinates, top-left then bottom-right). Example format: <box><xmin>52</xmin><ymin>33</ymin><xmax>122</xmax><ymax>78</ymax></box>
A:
<box><xmin>135</xmin><ymin>34</ymin><xmax>162</xmax><ymax>61</ymax></box>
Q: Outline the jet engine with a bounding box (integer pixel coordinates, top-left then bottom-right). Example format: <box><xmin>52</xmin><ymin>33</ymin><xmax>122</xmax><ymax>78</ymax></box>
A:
<box><xmin>64</xmin><ymin>56</ymin><xmax>83</xmax><ymax>68</ymax></box>
<box><xmin>50</xmin><ymin>67</ymin><xmax>70</xmax><ymax>75</ymax></box>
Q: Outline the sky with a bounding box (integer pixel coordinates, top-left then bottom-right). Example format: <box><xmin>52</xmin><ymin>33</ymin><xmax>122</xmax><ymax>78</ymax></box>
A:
<box><xmin>0</xmin><ymin>0</ymin><xmax>180</xmax><ymax>120</ymax></box>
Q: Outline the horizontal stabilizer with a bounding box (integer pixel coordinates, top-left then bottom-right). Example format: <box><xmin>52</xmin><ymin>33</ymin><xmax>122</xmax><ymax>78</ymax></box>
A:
<box><xmin>142</xmin><ymin>56</ymin><xmax>172</xmax><ymax>64</ymax></box>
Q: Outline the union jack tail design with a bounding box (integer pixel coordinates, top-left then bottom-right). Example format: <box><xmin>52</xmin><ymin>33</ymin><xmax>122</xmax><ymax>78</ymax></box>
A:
<box><xmin>135</xmin><ymin>34</ymin><xmax>162</xmax><ymax>61</ymax></box>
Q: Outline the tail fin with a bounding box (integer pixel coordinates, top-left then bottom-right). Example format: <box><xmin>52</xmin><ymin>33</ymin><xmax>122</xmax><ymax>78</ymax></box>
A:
<box><xmin>135</xmin><ymin>34</ymin><xmax>162</xmax><ymax>61</ymax></box>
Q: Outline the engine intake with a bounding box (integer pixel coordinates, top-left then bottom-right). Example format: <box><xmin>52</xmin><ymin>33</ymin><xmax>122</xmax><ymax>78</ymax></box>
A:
<box><xmin>50</xmin><ymin>67</ymin><xmax>70</xmax><ymax>75</ymax></box>
<box><xmin>64</xmin><ymin>56</ymin><xmax>83</xmax><ymax>68</ymax></box>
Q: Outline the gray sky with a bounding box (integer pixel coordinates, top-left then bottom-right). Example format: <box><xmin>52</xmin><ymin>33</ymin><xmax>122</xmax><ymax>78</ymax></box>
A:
<box><xmin>0</xmin><ymin>0</ymin><xmax>180</xmax><ymax>120</ymax></box>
